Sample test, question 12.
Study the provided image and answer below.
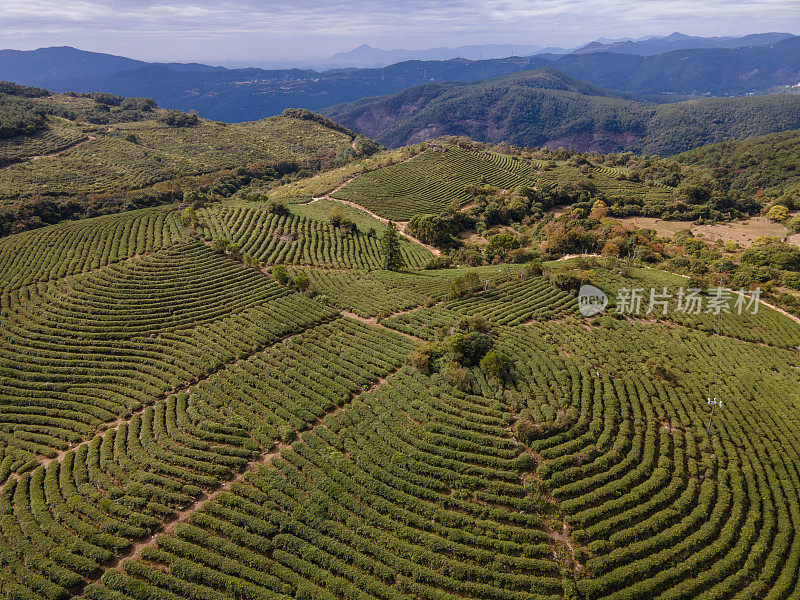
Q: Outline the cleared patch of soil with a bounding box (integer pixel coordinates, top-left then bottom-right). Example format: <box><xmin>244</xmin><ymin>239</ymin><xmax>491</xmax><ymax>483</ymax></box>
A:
<box><xmin>616</xmin><ymin>215</ymin><xmax>797</xmax><ymax>248</ymax></box>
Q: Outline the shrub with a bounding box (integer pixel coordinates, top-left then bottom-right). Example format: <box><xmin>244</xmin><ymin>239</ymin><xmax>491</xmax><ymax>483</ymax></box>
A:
<box><xmin>272</xmin><ymin>264</ymin><xmax>290</xmax><ymax>284</ymax></box>
<box><xmin>448</xmin><ymin>271</ymin><xmax>482</xmax><ymax>298</ymax></box>
<box><xmin>447</xmin><ymin>331</ymin><xmax>493</xmax><ymax>366</ymax></box>
<box><xmin>267</xmin><ymin>200</ymin><xmax>289</xmax><ymax>216</ymax></box>
<box><xmin>766</xmin><ymin>204</ymin><xmax>789</xmax><ymax>223</ymax></box>
<box><xmin>480</xmin><ymin>351</ymin><xmax>513</xmax><ymax>383</ymax></box>
<box><xmin>294</xmin><ymin>273</ymin><xmax>310</xmax><ymax>292</ymax></box>
<box><xmin>159</xmin><ymin>110</ymin><xmax>199</xmax><ymax>127</ymax></box>
<box><xmin>547</xmin><ymin>271</ymin><xmax>583</xmax><ymax>292</ymax></box>
<box><xmin>211</xmin><ymin>237</ymin><xmax>229</xmax><ymax>253</ymax></box>
<box><xmin>485</xmin><ymin>232</ymin><xmax>520</xmax><ymax>260</ymax></box>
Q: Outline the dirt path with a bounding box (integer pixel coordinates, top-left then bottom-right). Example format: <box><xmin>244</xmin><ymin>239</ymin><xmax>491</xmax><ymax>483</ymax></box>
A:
<box><xmin>127</xmin><ymin>360</ymin><xmax>403</xmax><ymax>561</ymax></box>
<box><xmin>746</xmin><ymin>296</ymin><xmax>800</xmax><ymax>327</ymax></box>
<box><xmin>127</xmin><ymin>439</ymin><xmax>291</xmax><ymax>558</ymax></box>
<box><xmin>545</xmin><ymin>521</ymin><xmax>586</xmax><ymax>574</ymax></box>
<box><xmin>303</xmin><ymin>150</ymin><xmax>442</xmax><ymax>258</ymax></box>
<box><xmin>340</xmin><ymin>309</ymin><xmax>426</xmax><ymax>342</ymax></box>
<box><xmin>311</xmin><ymin>194</ymin><xmax>442</xmax><ymax>258</ymax></box>
<box><xmin>0</xmin><ymin>135</ymin><xmax>95</xmax><ymax>172</ymax></box>
<box><xmin>13</xmin><ymin>312</ymin><xmax>339</xmax><ymax>479</ymax></box>
<box><xmin>554</xmin><ymin>253</ymin><xmax>602</xmax><ymax>261</ymax></box>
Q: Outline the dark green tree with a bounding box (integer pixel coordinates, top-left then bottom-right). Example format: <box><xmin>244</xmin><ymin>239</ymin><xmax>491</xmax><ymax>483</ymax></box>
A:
<box><xmin>381</xmin><ymin>221</ymin><xmax>403</xmax><ymax>271</ymax></box>
<box><xmin>294</xmin><ymin>273</ymin><xmax>310</xmax><ymax>292</ymax></box>
<box><xmin>272</xmin><ymin>264</ymin><xmax>290</xmax><ymax>284</ymax></box>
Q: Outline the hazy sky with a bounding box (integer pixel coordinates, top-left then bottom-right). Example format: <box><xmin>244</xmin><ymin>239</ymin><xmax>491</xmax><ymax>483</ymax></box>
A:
<box><xmin>2</xmin><ymin>0</ymin><xmax>799</xmax><ymax>62</ymax></box>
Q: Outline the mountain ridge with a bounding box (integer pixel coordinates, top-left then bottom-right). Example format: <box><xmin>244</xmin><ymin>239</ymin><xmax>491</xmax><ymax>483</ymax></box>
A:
<box><xmin>2</xmin><ymin>36</ymin><xmax>800</xmax><ymax>123</ymax></box>
<box><xmin>321</xmin><ymin>68</ymin><xmax>800</xmax><ymax>155</ymax></box>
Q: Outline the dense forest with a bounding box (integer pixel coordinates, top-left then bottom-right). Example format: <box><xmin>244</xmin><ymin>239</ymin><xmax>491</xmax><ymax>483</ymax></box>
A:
<box><xmin>323</xmin><ymin>69</ymin><xmax>800</xmax><ymax>154</ymax></box>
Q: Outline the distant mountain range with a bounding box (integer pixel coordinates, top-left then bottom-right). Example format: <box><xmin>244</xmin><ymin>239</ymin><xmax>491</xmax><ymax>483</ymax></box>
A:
<box><xmin>0</xmin><ymin>34</ymin><xmax>799</xmax><ymax>123</ymax></box>
<box><xmin>310</xmin><ymin>43</ymin><xmax>569</xmax><ymax>69</ymax></box>
<box><xmin>0</xmin><ymin>46</ymin><xmax>221</xmax><ymax>88</ymax></box>
<box><xmin>325</xmin><ymin>32</ymin><xmax>795</xmax><ymax>69</ymax></box>
<box><xmin>213</xmin><ymin>32</ymin><xmax>795</xmax><ymax>70</ymax></box>
<box><xmin>572</xmin><ymin>31</ymin><xmax>794</xmax><ymax>56</ymax></box>
<box><xmin>321</xmin><ymin>68</ymin><xmax>800</xmax><ymax>155</ymax></box>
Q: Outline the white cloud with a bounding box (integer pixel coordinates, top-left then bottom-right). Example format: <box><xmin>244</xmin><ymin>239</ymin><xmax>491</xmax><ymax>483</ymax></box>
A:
<box><xmin>0</xmin><ymin>0</ymin><xmax>797</xmax><ymax>61</ymax></box>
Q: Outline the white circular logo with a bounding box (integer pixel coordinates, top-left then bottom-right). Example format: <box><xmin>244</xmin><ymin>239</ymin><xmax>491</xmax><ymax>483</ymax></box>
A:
<box><xmin>578</xmin><ymin>284</ymin><xmax>608</xmax><ymax>317</ymax></box>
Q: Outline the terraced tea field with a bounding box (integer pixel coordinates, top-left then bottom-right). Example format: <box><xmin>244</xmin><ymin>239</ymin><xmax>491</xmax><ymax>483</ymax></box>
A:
<box><xmin>198</xmin><ymin>201</ymin><xmax>432</xmax><ymax>270</ymax></box>
<box><xmin>298</xmin><ymin>264</ymin><xmax>523</xmax><ymax>318</ymax></box>
<box><xmin>0</xmin><ymin>204</ymin><xmax>799</xmax><ymax>600</ymax></box>
<box><xmin>328</xmin><ymin>145</ymin><xmax>673</xmax><ymax>220</ymax></box>
<box><xmin>0</xmin><ymin>207</ymin><xmax>185</xmax><ymax>293</ymax></box>
<box><xmin>331</xmin><ymin>146</ymin><xmax>535</xmax><ymax>220</ymax></box>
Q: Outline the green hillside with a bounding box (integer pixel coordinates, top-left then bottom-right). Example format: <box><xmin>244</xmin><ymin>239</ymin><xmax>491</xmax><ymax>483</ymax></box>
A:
<box><xmin>675</xmin><ymin>128</ymin><xmax>800</xmax><ymax>200</ymax></box>
<box><xmin>326</xmin><ymin>140</ymin><xmax>673</xmax><ymax>221</ymax></box>
<box><xmin>2</xmin><ymin>74</ymin><xmax>800</xmax><ymax>600</ymax></box>
<box><xmin>0</xmin><ymin>201</ymin><xmax>799</xmax><ymax>598</ymax></box>
<box><xmin>322</xmin><ymin>69</ymin><xmax>800</xmax><ymax>155</ymax></box>
<box><xmin>0</xmin><ymin>84</ymin><xmax>375</xmax><ymax>236</ymax></box>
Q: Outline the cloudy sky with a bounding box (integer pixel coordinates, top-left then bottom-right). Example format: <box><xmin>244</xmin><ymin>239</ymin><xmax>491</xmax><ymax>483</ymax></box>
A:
<box><xmin>1</xmin><ymin>0</ymin><xmax>799</xmax><ymax>63</ymax></box>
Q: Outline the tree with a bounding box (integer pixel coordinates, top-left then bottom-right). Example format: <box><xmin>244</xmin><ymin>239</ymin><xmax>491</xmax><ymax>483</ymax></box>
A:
<box><xmin>272</xmin><ymin>264</ymin><xmax>290</xmax><ymax>284</ymax></box>
<box><xmin>448</xmin><ymin>270</ymin><xmax>483</xmax><ymax>299</ymax></box>
<box><xmin>485</xmin><ymin>232</ymin><xmax>520</xmax><ymax>260</ymax></box>
<box><xmin>226</xmin><ymin>242</ymin><xmax>242</xmax><ymax>261</ymax></box>
<box><xmin>267</xmin><ymin>200</ymin><xmax>289</xmax><ymax>216</ymax></box>
<box><xmin>294</xmin><ymin>273</ymin><xmax>310</xmax><ymax>292</ymax></box>
<box><xmin>601</xmin><ymin>241</ymin><xmax>620</xmax><ymax>257</ymax></box>
<box><xmin>767</xmin><ymin>204</ymin><xmax>789</xmax><ymax>223</ymax></box>
<box><xmin>480</xmin><ymin>351</ymin><xmax>513</xmax><ymax>383</ymax></box>
<box><xmin>381</xmin><ymin>221</ymin><xmax>403</xmax><ymax>271</ymax></box>
<box><xmin>408</xmin><ymin>214</ymin><xmax>454</xmax><ymax>246</ymax></box>
<box><xmin>329</xmin><ymin>207</ymin><xmax>344</xmax><ymax>227</ymax></box>
<box><xmin>447</xmin><ymin>332</ymin><xmax>493</xmax><ymax>366</ymax></box>
<box><xmin>211</xmin><ymin>237</ymin><xmax>229</xmax><ymax>254</ymax></box>
<box><xmin>742</xmin><ymin>240</ymin><xmax>800</xmax><ymax>271</ymax></box>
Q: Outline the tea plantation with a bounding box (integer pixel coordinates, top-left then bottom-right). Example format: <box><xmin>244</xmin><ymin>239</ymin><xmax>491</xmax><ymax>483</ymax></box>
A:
<box><xmin>0</xmin><ymin>197</ymin><xmax>798</xmax><ymax>600</ymax></box>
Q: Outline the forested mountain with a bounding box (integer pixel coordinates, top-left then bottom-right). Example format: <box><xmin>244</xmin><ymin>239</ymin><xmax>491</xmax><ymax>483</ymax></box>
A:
<box><xmin>2</xmin><ymin>36</ymin><xmax>800</xmax><ymax>122</ymax></box>
<box><xmin>322</xmin><ymin>69</ymin><xmax>800</xmax><ymax>154</ymax></box>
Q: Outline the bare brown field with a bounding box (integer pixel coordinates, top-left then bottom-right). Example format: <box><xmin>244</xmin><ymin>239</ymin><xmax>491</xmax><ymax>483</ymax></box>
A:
<box><xmin>615</xmin><ymin>215</ymin><xmax>800</xmax><ymax>248</ymax></box>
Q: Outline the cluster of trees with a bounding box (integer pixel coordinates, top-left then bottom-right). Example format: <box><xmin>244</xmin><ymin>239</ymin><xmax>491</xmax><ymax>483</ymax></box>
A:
<box><xmin>281</xmin><ymin>108</ymin><xmax>358</xmax><ymax>138</ymax></box>
<box><xmin>271</xmin><ymin>265</ymin><xmax>310</xmax><ymax>292</ymax></box>
<box><xmin>159</xmin><ymin>109</ymin><xmax>199</xmax><ymax>127</ymax></box>
<box><xmin>328</xmin><ymin>207</ymin><xmax>359</xmax><ymax>236</ymax></box>
<box><xmin>0</xmin><ymin>81</ymin><xmax>50</xmax><ymax>98</ymax></box>
<box><xmin>407</xmin><ymin>214</ymin><xmax>458</xmax><ymax>246</ymax></box>
<box><xmin>0</xmin><ymin>97</ymin><xmax>46</xmax><ymax>140</ymax></box>
<box><xmin>408</xmin><ymin>314</ymin><xmax>512</xmax><ymax>388</ymax></box>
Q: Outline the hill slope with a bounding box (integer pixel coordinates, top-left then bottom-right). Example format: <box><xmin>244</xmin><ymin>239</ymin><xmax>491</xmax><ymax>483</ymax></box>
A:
<box><xmin>0</xmin><ymin>84</ymin><xmax>377</xmax><ymax>235</ymax></box>
<box><xmin>0</xmin><ymin>205</ymin><xmax>799</xmax><ymax>598</ymax></box>
<box><xmin>676</xmin><ymin>128</ymin><xmax>800</xmax><ymax>198</ymax></box>
<box><xmin>322</xmin><ymin>69</ymin><xmax>800</xmax><ymax>154</ymax></box>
